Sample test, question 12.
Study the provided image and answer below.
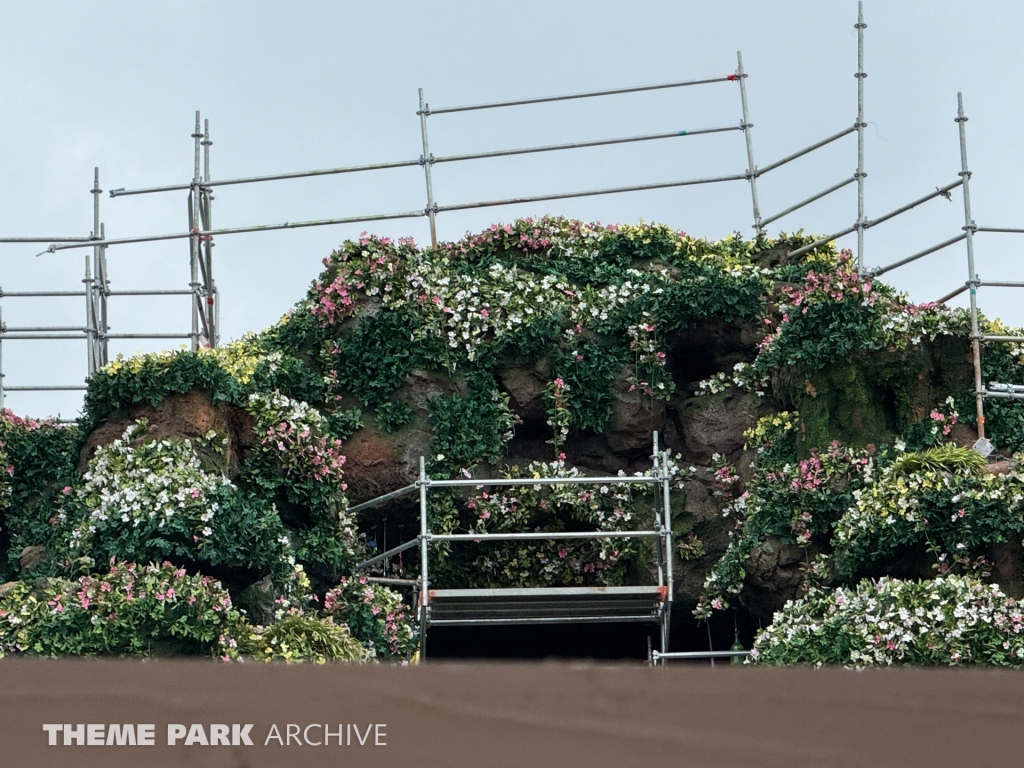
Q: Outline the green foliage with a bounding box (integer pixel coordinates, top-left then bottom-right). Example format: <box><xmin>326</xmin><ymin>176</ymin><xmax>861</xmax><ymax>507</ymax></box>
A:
<box><xmin>428</xmin><ymin>389</ymin><xmax>517</xmax><ymax>473</ymax></box>
<box><xmin>82</xmin><ymin>349</ymin><xmax>242</xmax><ymax>427</ymax></box>
<box><xmin>243</xmin><ymin>615</ymin><xmax>369</xmax><ymax>664</ymax></box>
<box><xmin>753</xmin><ymin>576</ymin><xmax>1024</xmax><ymax>667</ymax></box>
<box><xmin>889</xmin><ymin>444</ymin><xmax>986</xmax><ymax>477</ymax></box>
<box><xmin>748</xmin><ymin>252</ymin><xmax>970</xmax><ymax>384</ymax></box>
<box><xmin>0</xmin><ymin>561</ymin><xmax>246</xmax><ymax>659</ymax></box>
<box><xmin>551</xmin><ymin>340</ymin><xmax>623</xmax><ymax>433</ymax></box>
<box><xmin>325</xmin><ymin>311</ymin><xmax>421</xmax><ymax>408</ymax></box>
<box><xmin>323</xmin><ymin>576</ymin><xmax>419</xmax><ymax>660</ymax></box>
<box><xmin>0</xmin><ymin>411</ymin><xmax>81</xmax><ymax>579</ymax></box>
<box><xmin>325</xmin><ymin>408</ymin><xmax>364</xmax><ymax>441</ymax></box>
<box><xmin>374</xmin><ymin>400</ymin><xmax>413</xmax><ymax>434</ymax></box>
<box><xmin>832</xmin><ymin>448</ymin><xmax>1024</xmax><ymax>578</ymax></box>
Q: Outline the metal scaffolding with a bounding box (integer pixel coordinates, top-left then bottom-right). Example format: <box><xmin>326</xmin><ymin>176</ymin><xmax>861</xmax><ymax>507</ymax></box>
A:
<box><xmin>854</xmin><ymin>91</ymin><xmax>1024</xmax><ymax>453</ymax></box>
<box><xmin>352</xmin><ymin>435</ymin><xmax>676</xmax><ymax>661</ymax></box>
<box><xmin>1</xmin><ymin>1</ymin><xmax>1014</xmax><ymax>451</ymax></box>
<box><xmin>3</xmin><ymin>56</ymin><xmax>777</xmax><ymax>415</ymax></box>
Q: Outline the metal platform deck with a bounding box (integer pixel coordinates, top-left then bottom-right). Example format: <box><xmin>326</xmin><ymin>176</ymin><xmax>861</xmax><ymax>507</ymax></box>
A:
<box><xmin>426</xmin><ymin>585</ymin><xmax>668</xmax><ymax>626</ymax></box>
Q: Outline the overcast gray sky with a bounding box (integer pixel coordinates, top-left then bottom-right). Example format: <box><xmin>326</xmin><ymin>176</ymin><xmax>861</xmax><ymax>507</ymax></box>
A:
<box><xmin>2</xmin><ymin>1</ymin><xmax>1022</xmax><ymax>418</ymax></box>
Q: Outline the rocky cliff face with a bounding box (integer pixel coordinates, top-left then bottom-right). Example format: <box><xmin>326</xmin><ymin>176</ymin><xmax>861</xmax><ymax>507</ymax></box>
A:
<box><xmin>2</xmin><ymin>217</ymin><xmax>1022</xmax><ymax>663</ymax></box>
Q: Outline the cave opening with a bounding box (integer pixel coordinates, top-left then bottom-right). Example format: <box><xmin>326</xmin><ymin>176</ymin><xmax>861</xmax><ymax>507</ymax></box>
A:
<box><xmin>666</xmin><ymin>320</ymin><xmax>759</xmax><ymax>393</ymax></box>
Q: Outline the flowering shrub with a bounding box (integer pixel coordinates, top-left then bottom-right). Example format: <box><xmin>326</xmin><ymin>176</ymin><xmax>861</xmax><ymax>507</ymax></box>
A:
<box><xmin>247</xmin><ymin>392</ymin><xmax>347</xmax><ymax>486</ymax></box>
<box><xmin>755</xmin><ymin>250</ymin><xmax>971</xmax><ymax>373</ymax></box>
<box><xmin>696</xmin><ymin>427</ymin><xmax>873</xmax><ymax>618</ymax></box>
<box><xmin>52</xmin><ymin>420</ymin><xmax>292</xmax><ymax>582</ymax></box>
<box><xmin>323</xmin><ymin>576</ymin><xmax>418</xmax><ymax>660</ymax></box>
<box><xmin>901</xmin><ymin>396</ymin><xmax>960</xmax><ymax>451</ymax></box>
<box><xmin>544</xmin><ymin>378</ymin><xmax>572</xmax><ymax>451</ymax></box>
<box><xmin>306</xmin><ymin>219</ymin><xmax>777</xmax><ymax>448</ymax></box>
<box><xmin>696</xmin><ymin>251</ymin><xmax>971</xmax><ymax>402</ymax></box>
<box><xmin>626</xmin><ymin>322</ymin><xmax>674</xmax><ymax>397</ymax></box>
<box><xmin>241</xmin><ymin>391</ymin><xmax>360</xmax><ymax>574</ymax></box>
<box><xmin>0</xmin><ymin>560</ymin><xmax>245</xmax><ymax>659</ymax></box>
<box><xmin>752</xmin><ymin>576</ymin><xmax>1024</xmax><ymax>667</ymax></box>
<box><xmin>244</xmin><ymin>615</ymin><xmax>369</xmax><ymax>664</ymax></box>
<box><xmin>832</xmin><ymin>445</ymin><xmax>1024</xmax><ymax>577</ymax></box>
<box><xmin>60</xmin><ymin>421</ymin><xmax>233</xmax><ymax>569</ymax></box>
<box><xmin>0</xmin><ymin>437</ymin><xmax>10</xmax><ymax>517</ymax></box>
<box><xmin>0</xmin><ymin>409</ymin><xmax>79</xmax><ymax>579</ymax></box>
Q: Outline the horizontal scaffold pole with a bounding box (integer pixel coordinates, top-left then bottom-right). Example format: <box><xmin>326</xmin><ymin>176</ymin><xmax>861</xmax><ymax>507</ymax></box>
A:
<box><xmin>425</xmin><ymin>75</ymin><xmax>740</xmax><ymax>115</ymax></box>
<box><xmin>44</xmin><ymin>210</ymin><xmax>427</xmax><ymax>253</ymax></box>
<box><xmin>108</xmin><ymin>289</ymin><xmax>194</xmax><ymax>296</ymax></box>
<box><xmin>0</xmin><ymin>334</ymin><xmax>87</xmax><ymax>340</ymax></box>
<box><xmin>103</xmin><ymin>333</ymin><xmax>195</xmax><ymax>340</ymax></box>
<box><xmin>976</xmin><ymin>227</ymin><xmax>1024</xmax><ymax>234</ymax></box>
<box><xmin>429</xmin><ymin>475</ymin><xmax>661</xmax><ymax>488</ymax></box>
<box><xmin>760</xmin><ymin>175</ymin><xmax>856</xmax><ymax>228</ymax></box>
<box><xmin>433</xmin><ymin>125</ymin><xmax>744</xmax><ymax>164</ymax></box>
<box><xmin>435</xmin><ymin>174</ymin><xmax>747</xmax><ymax>214</ymax></box>
<box><xmin>756</xmin><ymin>125</ymin><xmax>857</xmax><ymax>176</ymax></box>
<box><xmin>432</xmin><ymin>530</ymin><xmax>662</xmax><ymax>541</ymax></box>
<box><xmin>870</xmin><ymin>233</ymin><xmax>966</xmax><ymax>276</ymax></box>
<box><xmin>3</xmin><ymin>385</ymin><xmax>87</xmax><ymax>391</ymax></box>
<box><xmin>988</xmin><ymin>383</ymin><xmax>1024</xmax><ymax>393</ymax></box>
<box><xmin>0</xmin><ymin>236</ymin><xmax>93</xmax><ymax>243</ymax></box>
<box><xmin>652</xmin><ymin>650</ymin><xmax>750</xmax><ymax>661</ymax></box>
<box><xmin>3</xmin><ymin>326</ymin><xmax>87</xmax><ymax>333</ymax></box>
<box><xmin>0</xmin><ymin>290</ymin><xmax>88</xmax><ymax>298</ymax></box>
<box><xmin>109</xmin><ymin>159</ymin><xmax>422</xmax><ymax>197</ymax></box>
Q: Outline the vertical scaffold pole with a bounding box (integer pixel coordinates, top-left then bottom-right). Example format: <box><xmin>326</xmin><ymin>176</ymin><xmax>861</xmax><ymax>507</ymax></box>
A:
<box><xmin>84</xmin><ymin>253</ymin><xmax>95</xmax><ymax>374</ymax></box>
<box><xmin>189</xmin><ymin>111</ymin><xmax>203</xmax><ymax>351</ymax></box>
<box><xmin>201</xmin><ymin>118</ymin><xmax>217</xmax><ymax>347</ymax></box>
<box><xmin>418</xmin><ymin>456</ymin><xmax>429</xmax><ymax>660</ymax></box>
<box><xmin>650</xmin><ymin>433</ymin><xmax>665</xmax><ymax>588</ymax></box>
<box><xmin>98</xmin><ymin>223</ymin><xmax>108</xmax><ymax>367</ymax></box>
<box><xmin>0</xmin><ymin>305</ymin><xmax>5</xmax><ymax>409</ymax></box>
<box><xmin>89</xmin><ymin>167</ymin><xmax>102</xmax><ymax>375</ymax></box>
<box><xmin>736</xmin><ymin>52</ymin><xmax>762</xmax><ymax>232</ymax></box>
<box><xmin>418</xmin><ymin>89</ymin><xmax>438</xmax><ymax>248</ymax></box>
<box><xmin>957</xmin><ymin>93</ymin><xmax>986</xmax><ymax>440</ymax></box>
<box><xmin>661</xmin><ymin>449</ymin><xmax>674</xmax><ymax>658</ymax></box>
<box><xmin>855</xmin><ymin>2</ymin><xmax>868</xmax><ymax>272</ymax></box>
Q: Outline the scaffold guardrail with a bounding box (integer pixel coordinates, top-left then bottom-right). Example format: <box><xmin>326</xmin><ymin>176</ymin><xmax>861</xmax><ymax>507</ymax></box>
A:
<box><xmin>352</xmin><ymin>434</ymin><xmax>676</xmax><ymax>661</ymax></box>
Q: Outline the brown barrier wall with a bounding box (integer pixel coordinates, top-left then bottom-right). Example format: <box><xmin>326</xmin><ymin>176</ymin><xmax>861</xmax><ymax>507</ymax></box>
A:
<box><xmin>0</xmin><ymin>659</ymin><xmax>1020</xmax><ymax>767</ymax></box>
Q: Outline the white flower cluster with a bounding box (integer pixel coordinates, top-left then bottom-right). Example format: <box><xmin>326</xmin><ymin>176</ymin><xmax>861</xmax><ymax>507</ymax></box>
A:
<box><xmin>247</xmin><ymin>391</ymin><xmax>326</xmax><ymax>433</ymax></box>
<box><xmin>753</xmin><ymin>576</ymin><xmax>1024</xmax><ymax>667</ymax></box>
<box><xmin>833</xmin><ymin>460</ymin><xmax>1024</xmax><ymax>551</ymax></box>
<box><xmin>71</xmin><ymin>421</ymin><xmax>232</xmax><ymax>551</ymax></box>
<box><xmin>879</xmin><ymin>304</ymin><xmax>972</xmax><ymax>348</ymax></box>
<box><xmin>695</xmin><ymin>362</ymin><xmax>766</xmax><ymax>397</ymax></box>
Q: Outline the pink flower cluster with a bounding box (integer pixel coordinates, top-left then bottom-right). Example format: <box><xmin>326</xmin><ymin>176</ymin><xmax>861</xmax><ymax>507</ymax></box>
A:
<box><xmin>259</xmin><ymin>419</ymin><xmax>347</xmax><ymax>484</ymax></box>
<box><xmin>1</xmin><ymin>408</ymin><xmax>66</xmax><ymax>432</ymax></box>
